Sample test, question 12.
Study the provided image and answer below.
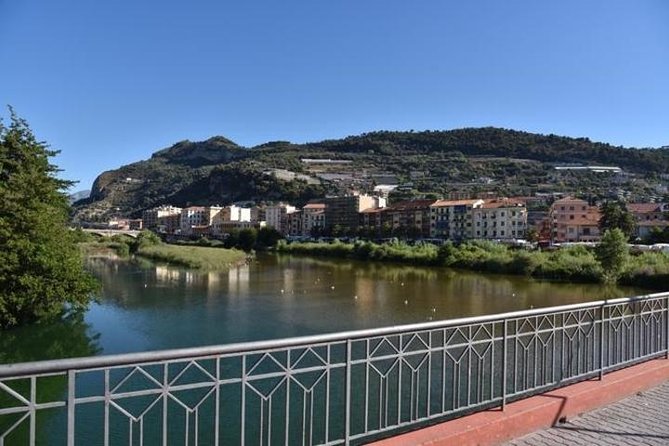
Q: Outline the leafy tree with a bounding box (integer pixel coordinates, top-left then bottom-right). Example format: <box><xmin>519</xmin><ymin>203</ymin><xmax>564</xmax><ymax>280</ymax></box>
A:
<box><xmin>256</xmin><ymin>227</ymin><xmax>283</xmax><ymax>249</ymax></box>
<box><xmin>132</xmin><ymin>230</ymin><xmax>161</xmax><ymax>251</ymax></box>
<box><xmin>599</xmin><ymin>201</ymin><xmax>636</xmax><ymax>238</ymax></box>
<box><xmin>0</xmin><ymin>110</ymin><xmax>98</xmax><ymax>328</ymax></box>
<box><xmin>237</xmin><ymin>228</ymin><xmax>257</xmax><ymax>251</ymax></box>
<box><xmin>595</xmin><ymin>229</ymin><xmax>630</xmax><ymax>283</ymax></box>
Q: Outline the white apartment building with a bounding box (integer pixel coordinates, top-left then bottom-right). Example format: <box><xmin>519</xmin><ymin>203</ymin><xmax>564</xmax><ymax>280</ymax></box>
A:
<box><xmin>473</xmin><ymin>199</ymin><xmax>528</xmax><ymax>240</ymax></box>
<box><xmin>179</xmin><ymin>206</ymin><xmax>222</xmax><ymax>234</ymax></box>
<box><xmin>265</xmin><ymin>204</ymin><xmax>297</xmax><ymax>234</ymax></box>
<box><xmin>211</xmin><ymin>205</ymin><xmax>253</xmax><ymax>235</ymax></box>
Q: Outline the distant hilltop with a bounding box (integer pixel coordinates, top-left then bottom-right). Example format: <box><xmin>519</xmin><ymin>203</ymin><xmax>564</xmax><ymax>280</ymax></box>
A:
<box><xmin>68</xmin><ymin>189</ymin><xmax>90</xmax><ymax>204</ymax></box>
<box><xmin>73</xmin><ymin>127</ymin><xmax>669</xmax><ymax>220</ymax></box>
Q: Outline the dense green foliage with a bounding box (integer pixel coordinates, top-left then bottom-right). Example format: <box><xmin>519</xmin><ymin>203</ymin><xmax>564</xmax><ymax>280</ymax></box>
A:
<box><xmin>75</xmin><ymin>128</ymin><xmax>669</xmax><ymax>220</ymax></box>
<box><xmin>172</xmin><ymin>227</ymin><xmax>283</xmax><ymax>252</ymax></box>
<box><xmin>0</xmin><ymin>112</ymin><xmax>98</xmax><ymax>328</ymax></box>
<box><xmin>277</xmin><ymin>239</ymin><xmax>669</xmax><ymax>289</ymax></box>
<box><xmin>596</xmin><ymin>229</ymin><xmax>630</xmax><ymax>283</ymax></box>
<box><xmin>599</xmin><ymin>202</ymin><xmax>636</xmax><ymax>238</ymax></box>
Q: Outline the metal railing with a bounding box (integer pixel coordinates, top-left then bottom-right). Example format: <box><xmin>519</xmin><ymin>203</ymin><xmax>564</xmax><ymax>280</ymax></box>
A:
<box><xmin>1</xmin><ymin>292</ymin><xmax>668</xmax><ymax>445</ymax></box>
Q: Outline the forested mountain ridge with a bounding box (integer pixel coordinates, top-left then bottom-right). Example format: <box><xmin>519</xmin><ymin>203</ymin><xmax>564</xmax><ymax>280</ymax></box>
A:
<box><xmin>74</xmin><ymin>128</ymin><xmax>669</xmax><ymax>220</ymax></box>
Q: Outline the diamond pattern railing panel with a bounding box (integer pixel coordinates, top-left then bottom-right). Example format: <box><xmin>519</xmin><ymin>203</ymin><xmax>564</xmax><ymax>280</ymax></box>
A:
<box><xmin>1</xmin><ymin>292</ymin><xmax>668</xmax><ymax>445</ymax></box>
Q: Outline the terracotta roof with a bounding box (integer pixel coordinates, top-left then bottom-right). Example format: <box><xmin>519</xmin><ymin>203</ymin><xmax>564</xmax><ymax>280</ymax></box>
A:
<box><xmin>303</xmin><ymin>203</ymin><xmax>326</xmax><ymax>209</ymax></box>
<box><xmin>431</xmin><ymin>199</ymin><xmax>482</xmax><ymax>207</ymax></box>
<box><xmin>627</xmin><ymin>203</ymin><xmax>663</xmax><ymax>214</ymax></box>
<box><xmin>360</xmin><ymin>207</ymin><xmax>385</xmax><ymax>214</ymax></box>
<box><xmin>482</xmin><ymin>198</ymin><xmax>526</xmax><ymax>209</ymax></box>
<box><xmin>385</xmin><ymin>200</ymin><xmax>436</xmax><ymax>211</ymax></box>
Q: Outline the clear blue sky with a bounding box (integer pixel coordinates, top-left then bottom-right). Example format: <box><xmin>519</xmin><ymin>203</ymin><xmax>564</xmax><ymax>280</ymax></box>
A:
<box><xmin>1</xmin><ymin>0</ymin><xmax>668</xmax><ymax>191</ymax></box>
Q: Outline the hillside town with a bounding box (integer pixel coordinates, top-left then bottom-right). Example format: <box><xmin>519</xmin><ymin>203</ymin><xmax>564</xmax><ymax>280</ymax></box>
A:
<box><xmin>90</xmin><ymin>193</ymin><xmax>669</xmax><ymax>245</ymax></box>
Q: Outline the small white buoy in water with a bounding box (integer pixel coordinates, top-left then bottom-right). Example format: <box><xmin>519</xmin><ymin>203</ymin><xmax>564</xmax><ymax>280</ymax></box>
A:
<box><xmin>404</xmin><ymin>300</ymin><xmax>408</xmax><ymax>305</ymax></box>
<box><xmin>530</xmin><ymin>305</ymin><xmax>534</xmax><ymax>309</ymax></box>
<box><xmin>354</xmin><ymin>295</ymin><xmax>358</xmax><ymax>300</ymax></box>
<box><xmin>400</xmin><ymin>282</ymin><xmax>404</xmax><ymax>286</ymax></box>
<box><xmin>144</xmin><ymin>284</ymin><xmax>147</xmax><ymax>288</ymax></box>
<box><xmin>280</xmin><ymin>289</ymin><xmax>284</xmax><ymax>294</ymax></box>
<box><xmin>331</xmin><ymin>286</ymin><xmax>335</xmax><ymax>290</ymax></box>
<box><xmin>432</xmin><ymin>308</ymin><xmax>436</xmax><ymax>313</ymax></box>
<box><xmin>512</xmin><ymin>293</ymin><xmax>516</xmax><ymax>297</ymax></box>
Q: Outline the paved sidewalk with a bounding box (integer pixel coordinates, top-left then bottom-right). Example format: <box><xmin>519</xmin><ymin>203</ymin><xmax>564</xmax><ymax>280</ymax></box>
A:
<box><xmin>506</xmin><ymin>381</ymin><xmax>669</xmax><ymax>446</ymax></box>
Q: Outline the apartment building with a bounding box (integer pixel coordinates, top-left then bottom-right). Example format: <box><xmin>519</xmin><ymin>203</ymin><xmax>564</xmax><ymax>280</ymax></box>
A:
<box><xmin>627</xmin><ymin>203</ymin><xmax>668</xmax><ymax>223</ymax></box>
<box><xmin>211</xmin><ymin>205</ymin><xmax>252</xmax><ymax>235</ymax></box>
<box><xmin>550</xmin><ymin>198</ymin><xmax>601</xmax><ymax>243</ymax></box>
<box><xmin>473</xmin><ymin>198</ymin><xmax>527</xmax><ymax>240</ymax></box>
<box><xmin>430</xmin><ymin>199</ymin><xmax>484</xmax><ymax>240</ymax></box>
<box><xmin>180</xmin><ymin>206</ymin><xmax>222</xmax><ymax>235</ymax></box>
<box><xmin>265</xmin><ymin>204</ymin><xmax>297</xmax><ymax>234</ymax></box>
<box><xmin>324</xmin><ymin>194</ymin><xmax>385</xmax><ymax>232</ymax></box>
<box><xmin>359</xmin><ymin>207</ymin><xmax>385</xmax><ymax>235</ymax></box>
<box><xmin>142</xmin><ymin>205</ymin><xmax>182</xmax><ymax>230</ymax></box>
<box><xmin>378</xmin><ymin>200</ymin><xmax>435</xmax><ymax>238</ymax></box>
<box><xmin>302</xmin><ymin>203</ymin><xmax>326</xmax><ymax>236</ymax></box>
<box><xmin>286</xmin><ymin>210</ymin><xmax>303</xmax><ymax>236</ymax></box>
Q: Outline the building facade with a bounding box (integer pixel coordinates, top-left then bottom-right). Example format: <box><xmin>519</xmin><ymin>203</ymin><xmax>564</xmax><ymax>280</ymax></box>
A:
<box><xmin>265</xmin><ymin>204</ymin><xmax>297</xmax><ymax>235</ymax></box>
<box><xmin>378</xmin><ymin>200</ymin><xmax>435</xmax><ymax>238</ymax></box>
<box><xmin>302</xmin><ymin>203</ymin><xmax>326</xmax><ymax>236</ymax></box>
<box><xmin>142</xmin><ymin>205</ymin><xmax>182</xmax><ymax>230</ymax></box>
<box><xmin>430</xmin><ymin>199</ymin><xmax>484</xmax><ymax>240</ymax></box>
<box><xmin>550</xmin><ymin>198</ymin><xmax>601</xmax><ymax>243</ymax></box>
<box><xmin>472</xmin><ymin>198</ymin><xmax>527</xmax><ymax>240</ymax></box>
<box><xmin>324</xmin><ymin>194</ymin><xmax>385</xmax><ymax>232</ymax></box>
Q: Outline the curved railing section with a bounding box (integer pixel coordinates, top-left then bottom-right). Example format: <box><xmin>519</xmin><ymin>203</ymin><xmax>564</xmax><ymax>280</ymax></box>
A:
<box><xmin>1</xmin><ymin>292</ymin><xmax>668</xmax><ymax>445</ymax></box>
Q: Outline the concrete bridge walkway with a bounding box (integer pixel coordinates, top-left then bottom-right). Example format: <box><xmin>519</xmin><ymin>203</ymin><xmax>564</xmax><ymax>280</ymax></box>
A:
<box><xmin>506</xmin><ymin>381</ymin><xmax>669</xmax><ymax>446</ymax></box>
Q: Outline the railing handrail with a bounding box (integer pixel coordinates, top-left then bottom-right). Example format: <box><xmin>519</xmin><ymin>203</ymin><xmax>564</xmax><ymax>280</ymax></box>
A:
<box><xmin>1</xmin><ymin>291</ymin><xmax>667</xmax><ymax>379</ymax></box>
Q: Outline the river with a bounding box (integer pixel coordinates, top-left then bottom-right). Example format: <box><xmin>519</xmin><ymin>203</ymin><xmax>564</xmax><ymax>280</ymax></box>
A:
<box><xmin>1</xmin><ymin>253</ymin><xmax>649</xmax><ymax>365</ymax></box>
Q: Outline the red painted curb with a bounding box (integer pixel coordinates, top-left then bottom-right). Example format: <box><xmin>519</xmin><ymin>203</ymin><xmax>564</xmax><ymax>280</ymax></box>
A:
<box><xmin>369</xmin><ymin>357</ymin><xmax>669</xmax><ymax>446</ymax></box>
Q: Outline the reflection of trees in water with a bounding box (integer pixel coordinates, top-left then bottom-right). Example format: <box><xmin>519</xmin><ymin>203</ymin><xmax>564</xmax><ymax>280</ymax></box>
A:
<box><xmin>274</xmin><ymin>253</ymin><xmax>439</xmax><ymax>281</ymax></box>
<box><xmin>274</xmin><ymin>254</ymin><xmax>641</xmax><ymax>303</ymax></box>
<box><xmin>0</xmin><ymin>314</ymin><xmax>101</xmax><ymax>444</ymax></box>
<box><xmin>0</xmin><ymin>313</ymin><xmax>100</xmax><ymax>364</ymax></box>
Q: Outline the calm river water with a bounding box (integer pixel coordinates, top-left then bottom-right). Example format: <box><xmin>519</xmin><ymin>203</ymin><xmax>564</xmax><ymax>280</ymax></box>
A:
<box><xmin>1</xmin><ymin>253</ymin><xmax>649</xmax><ymax>364</ymax></box>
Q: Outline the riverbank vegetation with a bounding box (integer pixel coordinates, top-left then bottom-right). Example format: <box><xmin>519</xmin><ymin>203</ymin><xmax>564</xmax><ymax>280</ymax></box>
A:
<box><xmin>136</xmin><ymin>243</ymin><xmax>247</xmax><ymax>269</ymax></box>
<box><xmin>0</xmin><ymin>112</ymin><xmax>97</xmax><ymax>329</ymax></box>
<box><xmin>276</xmin><ymin>231</ymin><xmax>669</xmax><ymax>290</ymax></box>
<box><xmin>79</xmin><ymin>230</ymin><xmax>248</xmax><ymax>270</ymax></box>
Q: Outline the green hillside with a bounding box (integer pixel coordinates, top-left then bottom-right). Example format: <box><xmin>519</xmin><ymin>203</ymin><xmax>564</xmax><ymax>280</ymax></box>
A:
<box><xmin>74</xmin><ymin>128</ymin><xmax>669</xmax><ymax>220</ymax></box>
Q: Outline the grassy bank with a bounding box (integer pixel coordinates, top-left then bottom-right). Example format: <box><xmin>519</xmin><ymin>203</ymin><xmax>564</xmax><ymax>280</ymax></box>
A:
<box><xmin>78</xmin><ymin>231</ymin><xmax>248</xmax><ymax>270</ymax></box>
<box><xmin>136</xmin><ymin>244</ymin><xmax>247</xmax><ymax>269</ymax></box>
<box><xmin>78</xmin><ymin>241</ymin><xmax>130</xmax><ymax>258</ymax></box>
<box><xmin>276</xmin><ymin>240</ymin><xmax>669</xmax><ymax>290</ymax></box>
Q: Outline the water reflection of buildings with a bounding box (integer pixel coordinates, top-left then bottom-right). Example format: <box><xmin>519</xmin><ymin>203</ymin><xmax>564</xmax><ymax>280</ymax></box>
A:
<box><xmin>153</xmin><ymin>265</ymin><xmax>225</xmax><ymax>299</ymax></box>
<box><xmin>353</xmin><ymin>276</ymin><xmax>378</xmax><ymax>312</ymax></box>
<box><xmin>228</xmin><ymin>265</ymin><xmax>250</xmax><ymax>296</ymax></box>
<box><xmin>155</xmin><ymin>265</ymin><xmax>182</xmax><ymax>283</ymax></box>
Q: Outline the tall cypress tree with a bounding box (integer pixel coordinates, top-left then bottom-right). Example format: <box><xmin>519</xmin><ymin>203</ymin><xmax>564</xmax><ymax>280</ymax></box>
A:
<box><xmin>0</xmin><ymin>110</ymin><xmax>97</xmax><ymax>329</ymax></box>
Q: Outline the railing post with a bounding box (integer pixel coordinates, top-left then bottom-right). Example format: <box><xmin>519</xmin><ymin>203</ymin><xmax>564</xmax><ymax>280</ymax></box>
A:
<box><xmin>665</xmin><ymin>295</ymin><xmax>669</xmax><ymax>360</ymax></box>
<box><xmin>501</xmin><ymin>319</ymin><xmax>508</xmax><ymax>410</ymax></box>
<box><xmin>345</xmin><ymin>339</ymin><xmax>352</xmax><ymax>445</ymax></box>
<box><xmin>599</xmin><ymin>304</ymin><xmax>606</xmax><ymax>380</ymax></box>
<box><xmin>67</xmin><ymin>370</ymin><xmax>75</xmax><ymax>446</ymax></box>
